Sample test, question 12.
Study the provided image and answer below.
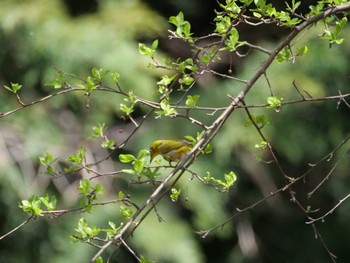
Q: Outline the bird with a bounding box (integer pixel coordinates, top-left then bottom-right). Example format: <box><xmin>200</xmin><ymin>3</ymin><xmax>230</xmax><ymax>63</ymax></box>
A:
<box><xmin>149</xmin><ymin>139</ymin><xmax>192</xmax><ymax>164</ymax></box>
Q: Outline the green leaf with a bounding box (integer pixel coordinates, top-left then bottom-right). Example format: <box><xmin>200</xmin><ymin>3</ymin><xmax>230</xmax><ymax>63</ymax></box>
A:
<box><xmin>253</xmin><ymin>12</ymin><xmax>262</xmax><ymax>18</ymax></box>
<box><xmin>219</xmin><ymin>0</ymin><xmax>241</xmax><ymax>13</ymax></box>
<box><xmin>169</xmin><ymin>12</ymin><xmax>193</xmax><ymax>39</ymax></box>
<box><xmin>102</xmin><ymin>221</ymin><xmax>123</xmax><ymax>239</ymax></box>
<box><xmin>39</xmin><ymin>152</ymin><xmax>56</xmax><ymax>166</ymax></box>
<box><xmin>186</xmin><ymin>95</ymin><xmax>200</xmax><ymax>107</ymax></box>
<box><xmin>134</xmin><ymin>158</ymin><xmax>146</xmax><ymax>174</ymax></box>
<box><xmin>266</xmin><ymin>96</ymin><xmax>283</xmax><ymax>109</ymax></box>
<box><xmin>203</xmin><ymin>171</ymin><xmax>236</xmax><ymax>192</ymax></box>
<box><xmin>72</xmin><ymin>218</ymin><xmax>101</xmax><ymax>242</ymax></box>
<box><xmin>101</xmin><ymin>139</ymin><xmax>115</xmax><ymax>149</ymax></box>
<box><xmin>94</xmin><ymin>257</ymin><xmax>104</xmax><ymax>263</ymax></box>
<box><xmin>224</xmin><ymin>171</ymin><xmax>237</xmax><ymax>190</ymax></box>
<box><xmin>39</xmin><ymin>152</ymin><xmax>56</xmax><ymax>176</ymax></box>
<box><xmin>77</xmin><ymin>179</ymin><xmax>92</xmax><ymax>195</ymax></box>
<box><xmin>169</xmin><ymin>11</ymin><xmax>184</xmax><ymax>26</ymax></box>
<box><xmin>156</xmin><ymin>99</ymin><xmax>177</xmax><ymax>117</ymax></box>
<box><xmin>85</xmin><ymin>76</ymin><xmax>98</xmax><ymax>92</ymax></box>
<box><xmin>157</xmin><ymin>74</ymin><xmax>177</xmax><ymax>94</ymax></box>
<box><xmin>120</xmin><ymin>103</ymin><xmax>134</xmax><ymax>115</ymax></box>
<box><xmin>181</xmin><ymin>75</ymin><xmax>194</xmax><ymax>86</ymax></box>
<box><xmin>138</xmin><ymin>39</ymin><xmax>158</xmax><ymax>57</ymax></box>
<box><xmin>140</xmin><ymin>255</ymin><xmax>155</xmax><ymax>263</ymax></box>
<box><xmin>144</xmin><ymin>166</ymin><xmax>160</xmax><ymax>180</ymax></box>
<box><xmin>77</xmin><ymin>179</ymin><xmax>104</xmax><ymax>210</ymax></box>
<box><xmin>224</xmin><ymin>28</ymin><xmax>240</xmax><ymax>51</ymax></box>
<box><xmin>118</xmin><ymin>191</ymin><xmax>126</xmax><ymax>199</ymax></box>
<box><xmin>255</xmin><ymin>141</ymin><xmax>267</xmax><ymax>149</ymax></box>
<box><xmin>203</xmin><ymin>143</ymin><xmax>212</xmax><ymax>154</ymax></box>
<box><xmin>90</xmin><ymin>123</ymin><xmax>114</xmax><ymax>149</ymax></box>
<box><xmin>214</xmin><ymin>15</ymin><xmax>231</xmax><ymax>34</ymax></box>
<box><xmin>95</xmin><ymin>183</ymin><xmax>105</xmax><ymax>195</ymax></box>
<box><xmin>151</xmin><ymin>39</ymin><xmax>159</xmax><ymax>50</ymax></box>
<box><xmin>45</xmin><ymin>71</ymin><xmax>64</xmax><ymax>89</ymax></box>
<box><xmin>287</xmin><ymin>0</ymin><xmax>301</xmax><ymax>12</ymax></box>
<box><xmin>40</xmin><ymin>194</ymin><xmax>57</xmax><ymax>211</ymax></box>
<box><xmin>187</xmin><ymin>131</ymin><xmax>212</xmax><ymax>155</ymax></box>
<box><xmin>120</xmin><ymin>205</ymin><xmax>134</xmax><ymax>219</ymax></box>
<box><xmin>245</xmin><ymin>114</ymin><xmax>270</xmax><ymax>128</ymax></box>
<box><xmin>18</xmin><ymin>196</ymin><xmax>44</xmax><ymax>216</ymax></box>
<box><xmin>296</xmin><ymin>45</ymin><xmax>308</xmax><ymax>56</ymax></box>
<box><xmin>91</xmin><ymin>123</ymin><xmax>107</xmax><ymax>139</ymax></box>
<box><xmin>67</xmin><ymin>146</ymin><xmax>86</xmax><ymax>165</ymax></box>
<box><xmin>4</xmin><ymin>82</ymin><xmax>22</xmax><ymax>94</ymax></box>
<box><xmin>110</xmin><ymin>72</ymin><xmax>120</xmax><ymax>83</ymax></box>
<box><xmin>184</xmin><ymin>135</ymin><xmax>196</xmax><ymax>143</ymax></box>
<box><xmin>138</xmin><ymin>43</ymin><xmax>150</xmax><ymax>56</ymax></box>
<box><xmin>204</xmin><ymin>171</ymin><xmax>212</xmax><ymax>183</ymax></box>
<box><xmin>91</xmin><ymin>67</ymin><xmax>109</xmax><ymax>82</ymax></box>
<box><xmin>138</xmin><ymin>149</ymin><xmax>150</xmax><ymax>159</ymax></box>
<box><xmin>254</xmin><ymin>0</ymin><xmax>266</xmax><ymax>7</ymax></box>
<box><xmin>119</xmin><ymin>154</ymin><xmax>136</xmax><ymax>163</ymax></box>
<box><xmin>321</xmin><ymin>17</ymin><xmax>347</xmax><ymax>46</ymax></box>
<box><xmin>276</xmin><ymin>46</ymin><xmax>292</xmax><ymax>63</ymax></box>
<box><xmin>170</xmin><ymin>188</ymin><xmax>181</xmax><ymax>202</ymax></box>
<box><xmin>158</xmin><ymin>75</ymin><xmax>174</xmax><ymax>86</ymax></box>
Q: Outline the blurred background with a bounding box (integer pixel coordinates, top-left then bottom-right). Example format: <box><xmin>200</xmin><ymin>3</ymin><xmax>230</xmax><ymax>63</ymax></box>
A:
<box><xmin>0</xmin><ymin>0</ymin><xmax>350</xmax><ymax>262</ymax></box>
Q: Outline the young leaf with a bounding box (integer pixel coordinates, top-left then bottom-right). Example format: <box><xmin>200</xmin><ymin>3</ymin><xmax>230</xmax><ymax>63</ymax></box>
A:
<box><xmin>266</xmin><ymin>96</ymin><xmax>283</xmax><ymax>109</ymax></box>
<box><xmin>169</xmin><ymin>12</ymin><xmax>193</xmax><ymax>39</ymax></box>
<box><xmin>120</xmin><ymin>205</ymin><xmax>134</xmax><ymax>219</ymax></box>
<box><xmin>78</xmin><ymin>179</ymin><xmax>92</xmax><ymax>195</ymax></box>
<box><xmin>170</xmin><ymin>188</ymin><xmax>181</xmax><ymax>202</ymax></box>
<box><xmin>40</xmin><ymin>195</ymin><xmax>57</xmax><ymax>211</ymax></box>
<box><xmin>138</xmin><ymin>39</ymin><xmax>158</xmax><ymax>57</ymax></box>
<box><xmin>224</xmin><ymin>28</ymin><xmax>240</xmax><ymax>51</ymax></box>
<box><xmin>91</xmin><ymin>123</ymin><xmax>107</xmax><ymax>139</ymax></box>
<box><xmin>140</xmin><ymin>255</ymin><xmax>155</xmax><ymax>263</ymax></box>
<box><xmin>18</xmin><ymin>196</ymin><xmax>43</xmax><ymax>216</ymax></box>
<box><xmin>186</xmin><ymin>95</ymin><xmax>200</xmax><ymax>108</ymax></box>
<box><xmin>119</xmin><ymin>154</ymin><xmax>136</xmax><ymax>163</ymax></box>
<box><xmin>4</xmin><ymin>83</ymin><xmax>22</xmax><ymax>94</ymax></box>
<box><xmin>110</xmin><ymin>72</ymin><xmax>120</xmax><ymax>83</ymax></box>
<box><xmin>224</xmin><ymin>171</ymin><xmax>237</xmax><ymax>190</ymax></box>
<box><xmin>39</xmin><ymin>152</ymin><xmax>56</xmax><ymax>176</ymax></box>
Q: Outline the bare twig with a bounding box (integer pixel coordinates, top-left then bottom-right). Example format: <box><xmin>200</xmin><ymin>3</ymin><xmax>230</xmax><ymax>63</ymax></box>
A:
<box><xmin>307</xmin><ymin>150</ymin><xmax>348</xmax><ymax>198</ymax></box>
<box><xmin>0</xmin><ymin>215</ymin><xmax>33</xmax><ymax>240</ymax></box>
<box><xmin>307</xmin><ymin>193</ymin><xmax>350</xmax><ymax>225</ymax></box>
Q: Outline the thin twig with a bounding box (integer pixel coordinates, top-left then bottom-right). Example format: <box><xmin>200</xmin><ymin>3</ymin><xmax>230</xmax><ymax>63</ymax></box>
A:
<box><xmin>307</xmin><ymin>150</ymin><xmax>348</xmax><ymax>198</ymax></box>
<box><xmin>0</xmin><ymin>215</ymin><xmax>33</xmax><ymax>240</ymax></box>
<box><xmin>307</xmin><ymin>193</ymin><xmax>350</xmax><ymax>225</ymax></box>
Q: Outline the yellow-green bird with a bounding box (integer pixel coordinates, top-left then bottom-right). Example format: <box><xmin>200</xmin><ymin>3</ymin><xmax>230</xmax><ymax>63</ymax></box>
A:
<box><xmin>149</xmin><ymin>139</ymin><xmax>192</xmax><ymax>164</ymax></box>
